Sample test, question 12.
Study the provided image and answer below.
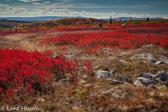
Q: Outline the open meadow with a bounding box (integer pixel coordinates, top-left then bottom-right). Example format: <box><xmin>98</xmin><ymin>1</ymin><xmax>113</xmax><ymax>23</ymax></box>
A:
<box><xmin>0</xmin><ymin>19</ymin><xmax>168</xmax><ymax>111</ymax></box>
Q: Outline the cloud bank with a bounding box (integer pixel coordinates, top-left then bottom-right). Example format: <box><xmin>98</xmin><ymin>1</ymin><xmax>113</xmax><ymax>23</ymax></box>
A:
<box><xmin>18</xmin><ymin>0</ymin><xmax>41</xmax><ymax>2</ymax></box>
<box><xmin>0</xmin><ymin>5</ymin><xmax>167</xmax><ymax>19</ymax></box>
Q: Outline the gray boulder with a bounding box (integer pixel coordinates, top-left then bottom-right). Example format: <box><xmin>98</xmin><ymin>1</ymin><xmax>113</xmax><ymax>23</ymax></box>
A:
<box><xmin>148</xmin><ymin>84</ymin><xmax>159</xmax><ymax>89</ymax></box>
<box><xmin>76</xmin><ymin>52</ymin><xmax>82</xmax><ymax>56</ymax></box>
<box><xmin>102</xmin><ymin>88</ymin><xmax>115</xmax><ymax>95</ymax></box>
<box><xmin>64</xmin><ymin>55</ymin><xmax>74</xmax><ymax>60</ymax></box>
<box><xmin>95</xmin><ymin>70</ymin><xmax>112</xmax><ymax>78</ymax></box>
<box><xmin>155</xmin><ymin>61</ymin><xmax>164</xmax><ymax>65</ymax></box>
<box><xmin>118</xmin><ymin>76</ymin><xmax>133</xmax><ymax>84</ymax></box>
<box><xmin>134</xmin><ymin>80</ymin><xmax>143</xmax><ymax>86</ymax></box>
<box><xmin>111</xmin><ymin>79</ymin><xmax>123</xmax><ymax>85</ymax></box>
<box><xmin>148</xmin><ymin>56</ymin><xmax>156</xmax><ymax>63</ymax></box>
<box><xmin>52</xmin><ymin>54</ymin><xmax>59</xmax><ymax>59</ymax></box>
<box><xmin>83</xmin><ymin>75</ymin><xmax>87</xmax><ymax>79</ymax></box>
<box><xmin>163</xmin><ymin>60</ymin><xmax>168</xmax><ymax>64</ymax></box>
<box><xmin>156</xmin><ymin>71</ymin><xmax>168</xmax><ymax>81</ymax></box>
<box><xmin>124</xmin><ymin>82</ymin><xmax>132</xmax><ymax>86</ymax></box>
<box><xmin>138</xmin><ymin>73</ymin><xmax>156</xmax><ymax>79</ymax></box>
<box><xmin>84</xmin><ymin>84</ymin><xmax>92</xmax><ymax>88</ymax></box>
<box><xmin>93</xmin><ymin>66</ymin><xmax>100</xmax><ymax>70</ymax></box>
<box><xmin>137</xmin><ymin>77</ymin><xmax>154</xmax><ymax>85</ymax></box>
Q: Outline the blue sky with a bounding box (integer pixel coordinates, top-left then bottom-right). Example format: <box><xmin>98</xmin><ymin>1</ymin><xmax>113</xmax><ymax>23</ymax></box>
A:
<box><xmin>0</xmin><ymin>0</ymin><xmax>168</xmax><ymax>18</ymax></box>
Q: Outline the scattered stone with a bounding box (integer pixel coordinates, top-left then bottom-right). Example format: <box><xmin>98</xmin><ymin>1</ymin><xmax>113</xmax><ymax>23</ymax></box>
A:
<box><xmin>51</xmin><ymin>54</ymin><xmax>59</xmax><ymax>59</ymax></box>
<box><xmin>156</xmin><ymin>70</ymin><xmax>168</xmax><ymax>81</ymax></box>
<box><xmin>159</xmin><ymin>92</ymin><xmax>168</xmax><ymax>97</ymax></box>
<box><xmin>147</xmin><ymin>98</ymin><xmax>155</xmax><ymax>104</ymax></box>
<box><xmin>148</xmin><ymin>84</ymin><xmax>159</xmax><ymax>89</ymax></box>
<box><xmin>124</xmin><ymin>82</ymin><xmax>132</xmax><ymax>86</ymax></box>
<box><xmin>114</xmin><ymin>90</ymin><xmax>122</xmax><ymax>93</ymax></box>
<box><xmin>119</xmin><ymin>60</ymin><xmax>127</xmax><ymax>64</ymax></box>
<box><xmin>163</xmin><ymin>60</ymin><xmax>168</xmax><ymax>64</ymax></box>
<box><xmin>142</xmin><ymin>44</ymin><xmax>153</xmax><ymax>48</ymax></box>
<box><xmin>160</xmin><ymin>80</ymin><xmax>168</xmax><ymax>85</ymax></box>
<box><xmin>93</xmin><ymin>66</ymin><xmax>100</xmax><ymax>70</ymax></box>
<box><xmin>79</xmin><ymin>80</ymin><xmax>86</xmax><ymax>84</ymax></box>
<box><xmin>155</xmin><ymin>78</ymin><xmax>162</xmax><ymax>83</ymax></box>
<box><xmin>112</xmin><ymin>93</ymin><xmax>120</xmax><ymax>98</ymax></box>
<box><xmin>138</xmin><ymin>73</ymin><xmax>156</xmax><ymax>79</ymax></box>
<box><xmin>72</xmin><ymin>106</ymin><xmax>80</xmax><ymax>111</ymax></box>
<box><xmin>149</xmin><ymin>92</ymin><xmax>155</xmax><ymax>97</ymax></box>
<box><xmin>159</xmin><ymin>85</ymin><xmax>167</xmax><ymax>88</ymax></box>
<box><xmin>138</xmin><ymin>54</ymin><xmax>146</xmax><ymax>60</ymax></box>
<box><xmin>111</xmin><ymin>79</ymin><xmax>123</xmax><ymax>85</ymax></box>
<box><xmin>137</xmin><ymin>77</ymin><xmax>154</xmax><ymax>85</ymax></box>
<box><xmin>130</xmin><ymin>56</ymin><xmax>137</xmax><ymax>60</ymax></box>
<box><xmin>148</xmin><ymin>56</ymin><xmax>156</xmax><ymax>63</ymax></box>
<box><xmin>106</xmin><ymin>78</ymin><xmax>114</xmax><ymax>81</ymax></box>
<box><xmin>118</xmin><ymin>76</ymin><xmax>133</xmax><ymax>84</ymax></box>
<box><xmin>66</xmin><ymin>78</ymin><xmax>74</xmax><ymax>82</ymax></box>
<box><xmin>102</xmin><ymin>88</ymin><xmax>115</xmax><ymax>95</ymax></box>
<box><xmin>134</xmin><ymin>80</ymin><xmax>143</xmax><ymax>86</ymax></box>
<box><xmin>83</xmin><ymin>75</ymin><xmax>87</xmax><ymax>79</ymax></box>
<box><xmin>76</xmin><ymin>52</ymin><xmax>82</xmax><ymax>56</ymax></box>
<box><xmin>95</xmin><ymin>70</ymin><xmax>112</xmax><ymax>78</ymax></box>
<box><xmin>37</xmin><ymin>98</ymin><xmax>45</xmax><ymax>103</ymax></box>
<box><xmin>61</xmin><ymin>79</ymin><xmax>67</xmax><ymax>82</ymax></box>
<box><xmin>64</xmin><ymin>55</ymin><xmax>74</xmax><ymax>60</ymax></box>
<box><xmin>155</xmin><ymin>61</ymin><xmax>164</xmax><ymax>65</ymax></box>
<box><xmin>84</xmin><ymin>84</ymin><xmax>92</xmax><ymax>88</ymax></box>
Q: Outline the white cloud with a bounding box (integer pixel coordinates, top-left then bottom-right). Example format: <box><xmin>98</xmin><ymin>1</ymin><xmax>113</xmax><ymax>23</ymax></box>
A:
<box><xmin>32</xmin><ymin>3</ymin><xmax>41</xmax><ymax>5</ymax></box>
<box><xmin>44</xmin><ymin>1</ymin><xmax>50</xmax><ymax>4</ymax></box>
<box><xmin>0</xmin><ymin>6</ymin><xmax>167</xmax><ymax>19</ymax></box>
<box><xmin>0</xmin><ymin>4</ymin><xmax>9</xmax><ymax>7</ymax></box>
<box><xmin>18</xmin><ymin>0</ymin><xmax>41</xmax><ymax>2</ymax></box>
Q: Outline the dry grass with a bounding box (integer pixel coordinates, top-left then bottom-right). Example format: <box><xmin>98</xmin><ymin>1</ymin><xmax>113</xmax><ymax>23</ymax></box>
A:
<box><xmin>0</xmin><ymin>31</ymin><xmax>168</xmax><ymax>111</ymax></box>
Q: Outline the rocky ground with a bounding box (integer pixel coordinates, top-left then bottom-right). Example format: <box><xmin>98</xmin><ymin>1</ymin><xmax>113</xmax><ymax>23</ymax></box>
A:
<box><xmin>0</xmin><ymin>32</ymin><xmax>168</xmax><ymax>112</ymax></box>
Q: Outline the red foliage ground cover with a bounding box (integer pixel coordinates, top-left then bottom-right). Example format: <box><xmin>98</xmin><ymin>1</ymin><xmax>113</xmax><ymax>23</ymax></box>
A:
<box><xmin>40</xmin><ymin>27</ymin><xmax>168</xmax><ymax>52</ymax></box>
<box><xmin>1</xmin><ymin>23</ymin><xmax>167</xmax><ymax>35</ymax></box>
<box><xmin>0</xmin><ymin>49</ymin><xmax>77</xmax><ymax>102</ymax></box>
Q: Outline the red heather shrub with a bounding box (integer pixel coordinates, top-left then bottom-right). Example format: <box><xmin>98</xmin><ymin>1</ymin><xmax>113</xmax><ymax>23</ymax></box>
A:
<box><xmin>84</xmin><ymin>61</ymin><xmax>93</xmax><ymax>76</ymax></box>
<box><xmin>40</xmin><ymin>23</ymin><xmax>168</xmax><ymax>52</ymax></box>
<box><xmin>40</xmin><ymin>31</ymin><xmax>168</xmax><ymax>51</ymax></box>
<box><xmin>0</xmin><ymin>49</ymin><xmax>77</xmax><ymax>100</ymax></box>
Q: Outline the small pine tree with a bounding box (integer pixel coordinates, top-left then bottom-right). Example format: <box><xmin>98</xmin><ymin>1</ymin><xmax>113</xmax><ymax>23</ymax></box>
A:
<box><xmin>109</xmin><ymin>16</ymin><xmax>112</xmax><ymax>24</ymax></box>
<box><xmin>129</xmin><ymin>17</ymin><xmax>132</xmax><ymax>21</ymax></box>
<box><xmin>146</xmin><ymin>17</ymin><xmax>150</xmax><ymax>22</ymax></box>
<box><xmin>99</xmin><ymin>23</ymin><xmax>102</xmax><ymax>28</ymax></box>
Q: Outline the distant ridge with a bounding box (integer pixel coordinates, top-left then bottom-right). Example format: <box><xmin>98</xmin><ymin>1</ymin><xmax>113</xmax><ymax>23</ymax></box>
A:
<box><xmin>103</xmin><ymin>17</ymin><xmax>163</xmax><ymax>21</ymax></box>
<box><xmin>0</xmin><ymin>16</ymin><xmax>85</xmax><ymax>22</ymax></box>
<box><xmin>0</xmin><ymin>16</ymin><xmax>163</xmax><ymax>22</ymax></box>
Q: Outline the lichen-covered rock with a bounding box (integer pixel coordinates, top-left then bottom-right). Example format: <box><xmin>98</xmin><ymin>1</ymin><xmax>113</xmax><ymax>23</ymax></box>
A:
<box><xmin>102</xmin><ymin>88</ymin><xmax>115</xmax><ymax>95</ymax></box>
<box><xmin>148</xmin><ymin>56</ymin><xmax>156</xmax><ymax>63</ymax></box>
<box><xmin>138</xmin><ymin>73</ymin><xmax>156</xmax><ymax>79</ymax></box>
<box><xmin>95</xmin><ymin>70</ymin><xmax>112</xmax><ymax>78</ymax></box>
<box><xmin>156</xmin><ymin>70</ymin><xmax>168</xmax><ymax>81</ymax></box>
<box><xmin>155</xmin><ymin>61</ymin><xmax>164</xmax><ymax>65</ymax></box>
<box><xmin>137</xmin><ymin>77</ymin><xmax>154</xmax><ymax>85</ymax></box>
<box><xmin>148</xmin><ymin>84</ymin><xmax>159</xmax><ymax>89</ymax></box>
<box><xmin>93</xmin><ymin>66</ymin><xmax>100</xmax><ymax>70</ymax></box>
<box><xmin>111</xmin><ymin>79</ymin><xmax>123</xmax><ymax>85</ymax></box>
<box><xmin>134</xmin><ymin>80</ymin><xmax>143</xmax><ymax>86</ymax></box>
<box><xmin>118</xmin><ymin>76</ymin><xmax>133</xmax><ymax>84</ymax></box>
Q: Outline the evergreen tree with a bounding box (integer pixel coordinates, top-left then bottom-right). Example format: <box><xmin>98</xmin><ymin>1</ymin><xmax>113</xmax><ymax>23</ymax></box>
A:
<box><xmin>109</xmin><ymin>16</ymin><xmax>112</xmax><ymax>24</ymax></box>
<box><xmin>146</xmin><ymin>17</ymin><xmax>150</xmax><ymax>22</ymax></box>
